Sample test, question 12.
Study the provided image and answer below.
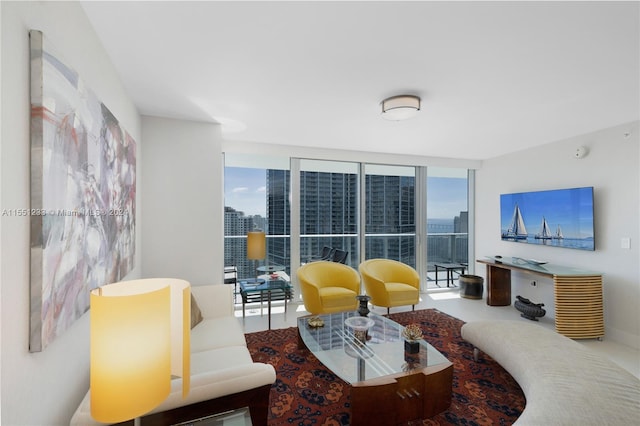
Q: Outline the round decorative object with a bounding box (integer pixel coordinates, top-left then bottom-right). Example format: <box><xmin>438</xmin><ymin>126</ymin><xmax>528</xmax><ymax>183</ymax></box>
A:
<box><xmin>307</xmin><ymin>316</ymin><xmax>325</xmax><ymax>328</ymax></box>
<box><xmin>459</xmin><ymin>275</ymin><xmax>484</xmax><ymax>299</ymax></box>
<box><xmin>345</xmin><ymin>316</ymin><xmax>375</xmax><ymax>343</ymax></box>
<box><xmin>514</xmin><ymin>295</ymin><xmax>546</xmax><ymax>321</ymax></box>
<box><xmin>344</xmin><ymin>316</ymin><xmax>375</xmax><ymax>330</ymax></box>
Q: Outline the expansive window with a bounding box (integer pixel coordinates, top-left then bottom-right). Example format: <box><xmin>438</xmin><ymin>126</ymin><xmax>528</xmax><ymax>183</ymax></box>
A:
<box><xmin>364</xmin><ymin>165</ymin><xmax>416</xmax><ymax>267</ymax></box>
<box><xmin>224</xmin><ymin>153</ymin><xmax>470</xmax><ymax>293</ymax></box>
<box><xmin>224</xmin><ymin>154</ymin><xmax>290</xmax><ymax>281</ymax></box>
<box><xmin>299</xmin><ymin>160</ymin><xmax>359</xmax><ymax>268</ymax></box>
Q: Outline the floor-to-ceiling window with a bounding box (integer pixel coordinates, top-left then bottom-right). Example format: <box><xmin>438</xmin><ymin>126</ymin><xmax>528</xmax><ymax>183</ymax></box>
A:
<box><xmin>299</xmin><ymin>159</ymin><xmax>359</xmax><ymax>269</ymax></box>
<box><xmin>364</xmin><ymin>164</ymin><xmax>416</xmax><ymax>267</ymax></box>
<box><xmin>425</xmin><ymin>167</ymin><xmax>469</xmax><ymax>289</ymax></box>
<box><xmin>225</xmin><ymin>152</ymin><xmax>470</xmax><ymax>294</ymax></box>
<box><xmin>224</xmin><ymin>154</ymin><xmax>290</xmax><ymax>281</ymax></box>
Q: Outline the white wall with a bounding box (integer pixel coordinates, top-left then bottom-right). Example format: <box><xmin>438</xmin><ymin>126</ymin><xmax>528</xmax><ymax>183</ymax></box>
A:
<box><xmin>141</xmin><ymin>116</ymin><xmax>224</xmax><ymax>286</ymax></box>
<box><xmin>476</xmin><ymin>121</ymin><xmax>640</xmax><ymax>348</ymax></box>
<box><xmin>1</xmin><ymin>2</ymin><xmax>141</xmax><ymax>424</ymax></box>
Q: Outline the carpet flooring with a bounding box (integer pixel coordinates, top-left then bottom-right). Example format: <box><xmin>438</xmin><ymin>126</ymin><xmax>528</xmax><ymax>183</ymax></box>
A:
<box><xmin>245</xmin><ymin>309</ymin><xmax>525</xmax><ymax>425</ymax></box>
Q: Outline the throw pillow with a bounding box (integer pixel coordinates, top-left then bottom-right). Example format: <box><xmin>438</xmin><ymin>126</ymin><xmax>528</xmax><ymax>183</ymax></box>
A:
<box><xmin>190</xmin><ymin>293</ymin><xmax>203</xmax><ymax>329</ymax></box>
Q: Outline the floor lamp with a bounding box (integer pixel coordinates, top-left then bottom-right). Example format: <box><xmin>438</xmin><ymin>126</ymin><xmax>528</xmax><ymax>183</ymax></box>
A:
<box><xmin>247</xmin><ymin>230</ymin><xmax>266</xmax><ymax>284</ymax></box>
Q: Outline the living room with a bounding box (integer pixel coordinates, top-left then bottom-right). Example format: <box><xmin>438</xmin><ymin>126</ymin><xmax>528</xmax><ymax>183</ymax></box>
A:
<box><xmin>1</xmin><ymin>1</ymin><xmax>638</xmax><ymax>425</ymax></box>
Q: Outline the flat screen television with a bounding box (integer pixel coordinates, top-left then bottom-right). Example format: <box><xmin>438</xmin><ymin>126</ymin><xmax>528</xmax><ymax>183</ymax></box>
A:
<box><xmin>500</xmin><ymin>187</ymin><xmax>595</xmax><ymax>251</ymax></box>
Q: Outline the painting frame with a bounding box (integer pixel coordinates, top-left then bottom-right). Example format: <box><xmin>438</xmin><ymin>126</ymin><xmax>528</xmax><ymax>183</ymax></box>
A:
<box><xmin>29</xmin><ymin>30</ymin><xmax>137</xmax><ymax>352</ymax></box>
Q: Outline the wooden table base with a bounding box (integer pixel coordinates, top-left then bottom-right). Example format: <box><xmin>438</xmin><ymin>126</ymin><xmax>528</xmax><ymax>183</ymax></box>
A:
<box><xmin>350</xmin><ymin>363</ymin><xmax>453</xmax><ymax>426</ymax></box>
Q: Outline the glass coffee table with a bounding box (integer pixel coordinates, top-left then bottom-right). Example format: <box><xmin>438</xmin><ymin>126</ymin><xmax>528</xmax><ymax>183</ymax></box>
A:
<box><xmin>297</xmin><ymin>311</ymin><xmax>452</xmax><ymax>425</ymax></box>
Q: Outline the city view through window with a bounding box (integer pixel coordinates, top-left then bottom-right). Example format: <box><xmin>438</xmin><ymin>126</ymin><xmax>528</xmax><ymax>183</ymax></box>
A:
<box><xmin>224</xmin><ymin>157</ymin><xmax>469</xmax><ymax>291</ymax></box>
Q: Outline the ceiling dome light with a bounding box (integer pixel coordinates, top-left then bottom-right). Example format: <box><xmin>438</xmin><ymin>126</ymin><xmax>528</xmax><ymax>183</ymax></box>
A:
<box><xmin>381</xmin><ymin>95</ymin><xmax>421</xmax><ymax>121</ymax></box>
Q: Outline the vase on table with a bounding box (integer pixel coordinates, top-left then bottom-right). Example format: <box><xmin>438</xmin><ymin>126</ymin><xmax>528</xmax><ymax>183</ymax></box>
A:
<box><xmin>404</xmin><ymin>340</ymin><xmax>420</xmax><ymax>354</ymax></box>
<box><xmin>356</xmin><ymin>295</ymin><xmax>371</xmax><ymax>317</ymax></box>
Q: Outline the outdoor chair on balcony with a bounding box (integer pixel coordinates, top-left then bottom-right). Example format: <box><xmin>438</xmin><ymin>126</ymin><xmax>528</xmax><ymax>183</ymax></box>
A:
<box><xmin>359</xmin><ymin>258</ymin><xmax>420</xmax><ymax>315</ymax></box>
<box><xmin>331</xmin><ymin>249</ymin><xmax>349</xmax><ymax>264</ymax></box>
<box><xmin>297</xmin><ymin>261</ymin><xmax>360</xmax><ymax>314</ymax></box>
<box><xmin>308</xmin><ymin>246</ymin><xmax>335</xmax><ymax>262</ymax></box>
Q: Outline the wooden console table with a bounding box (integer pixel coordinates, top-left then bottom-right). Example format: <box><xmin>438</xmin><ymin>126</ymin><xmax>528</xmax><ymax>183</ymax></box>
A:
<box><xmin>477</xmin><ymin>257</ymin><xmax>604</xmax><ymax>339</ymax></box>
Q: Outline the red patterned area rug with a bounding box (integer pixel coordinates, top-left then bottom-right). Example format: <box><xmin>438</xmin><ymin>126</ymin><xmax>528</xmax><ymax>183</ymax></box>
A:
<box><xmin>245</xmin><ymin>309</ymin><xmax>525</xmax><ymax>426</ymax></box>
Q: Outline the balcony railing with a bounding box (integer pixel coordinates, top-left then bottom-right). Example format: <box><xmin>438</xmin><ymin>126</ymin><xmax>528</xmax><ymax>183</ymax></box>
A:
<box><xmin>224</xmin><ymin>233</ymin><xmax>468</xmax><ymax>285</ymax></box>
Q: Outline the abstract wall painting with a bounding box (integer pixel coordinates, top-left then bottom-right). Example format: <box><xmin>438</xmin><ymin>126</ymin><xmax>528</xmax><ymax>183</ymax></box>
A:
<box><xmin>29</xmin><ymin>30</ymin><xmax>136</xmax><ymax>352</ymax></box>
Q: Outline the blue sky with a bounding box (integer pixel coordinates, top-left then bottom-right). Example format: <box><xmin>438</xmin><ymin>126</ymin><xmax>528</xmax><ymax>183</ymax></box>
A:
<box><xmin>427</xmin><ymin>177</ymin><xmax>468</xmax><ymax>218</ymax></box>
<box><xmin>224</xmin><ymin>168</ymin><xmax>468</xmax><ymax>219</ymax></box>
<box><xmin>224</xmin><ymin>168</ymin><xmax>267</xmax><ymax>216</ymax></box>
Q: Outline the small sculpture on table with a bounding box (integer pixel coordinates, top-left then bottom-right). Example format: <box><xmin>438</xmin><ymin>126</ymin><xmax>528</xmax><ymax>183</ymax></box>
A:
<box><xmin>307</xmin><ymin>316</ymin><xmax>325</xmax><ymax>328</ymax></box>
<box><xmin>514</xmin><ymin>295</ymin><xmax>546</xmax><ymax>321</ymax></box>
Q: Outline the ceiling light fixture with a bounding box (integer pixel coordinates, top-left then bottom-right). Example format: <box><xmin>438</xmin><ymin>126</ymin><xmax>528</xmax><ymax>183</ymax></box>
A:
<box><xmin>381</xmin><ymin>95</ymin><xmax>421</xmax><ymax>121</ymax></box>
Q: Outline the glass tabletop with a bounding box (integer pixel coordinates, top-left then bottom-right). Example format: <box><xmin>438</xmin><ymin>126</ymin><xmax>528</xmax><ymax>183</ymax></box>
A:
<box><xmin>256</xmin><ymin>264</ymin><xmax>286</xmax><ymax>273</ymax></box>
<box><xmin>481</xmin><ymin>256</ymin><xmax>601</xmax><ymax>276</ymax></box>
<box><xmin>239</xmin><ymin>279</ymin><xmax>290</xmax><ymax>293</ymax></box>
<box><xmin>297</xmin><ymin>311</ymin><xmax>449</xmax><ymax>384</ymax></box>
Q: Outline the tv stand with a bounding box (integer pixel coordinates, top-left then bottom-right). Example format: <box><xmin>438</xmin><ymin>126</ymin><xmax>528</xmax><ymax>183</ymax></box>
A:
<box><xmin>477</xmin><ymin>258</ymin><xmax>604</xmax><ymax>339</ymax></box>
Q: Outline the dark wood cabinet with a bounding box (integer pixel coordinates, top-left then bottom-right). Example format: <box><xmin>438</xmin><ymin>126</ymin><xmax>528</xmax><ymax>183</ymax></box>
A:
<box><xmin>486</xmin><ymin>263</ymin><xmax>511</xmax><ymax>306</ymax></box>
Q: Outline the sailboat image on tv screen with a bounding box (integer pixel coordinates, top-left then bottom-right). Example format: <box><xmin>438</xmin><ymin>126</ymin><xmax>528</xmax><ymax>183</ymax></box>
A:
<box><xmin>502</xmin><ymin>203</ymin><xmax>528</xmax><ymax>240</ymax></box>
<box><xmin>535</xmin><ymin>217</ymin><xmax>553</xmax><ymax>240</ymax></box>
<box><xmin>554</xmin><ymin>224</ymin><xmax>564</xmax><ymax>240</ymax></box>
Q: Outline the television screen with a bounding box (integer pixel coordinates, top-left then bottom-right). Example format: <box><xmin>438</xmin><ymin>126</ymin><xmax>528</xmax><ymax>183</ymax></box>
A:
<box><xmin>500</xmin><ymin>187</ymin><xmax>594</xmax><ymax>251</ymax></box>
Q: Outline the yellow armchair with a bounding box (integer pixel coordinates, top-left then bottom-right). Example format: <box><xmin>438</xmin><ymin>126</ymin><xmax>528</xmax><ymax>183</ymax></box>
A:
<box><xmin>297</xmin><ymin>261</ymin><xmax>360</xmax><ymax>314</ymax></box>
<box><xmin>359</xmin><ymin>259</ymin><xmax>420</xmax><ymax>314</ymax></box>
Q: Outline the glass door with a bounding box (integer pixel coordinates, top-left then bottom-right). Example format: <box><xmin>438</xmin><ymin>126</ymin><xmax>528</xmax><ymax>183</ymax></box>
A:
<box><xmin>299</xmin><ymin>159</ymin><xmax>359</xmax><ymax>268</ymax></box>
<box><xmin>363</xmin><ymin>164</ymin><xmax>416</xmax><ymax>267</ymax></box>
<box><xmin>425</xmin><ymin>167</ymin><xmax>469</xmax><ymax>289</ymax></box>
<box><xmin>224</xmin><ymin>153</ymin><xmax>291</xmax><ymax>282</ymax></box>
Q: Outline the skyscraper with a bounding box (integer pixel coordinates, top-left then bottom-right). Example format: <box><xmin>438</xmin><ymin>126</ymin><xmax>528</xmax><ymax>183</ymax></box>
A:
<box><xmin>225</xmin><ymin>167</ymin><xmax>467</xmax><ymax>280</ymax></box>
<box><xmin>266</xmin><ymin>170</ymin><xmax>415</xmax><ymax>269</ymax></box>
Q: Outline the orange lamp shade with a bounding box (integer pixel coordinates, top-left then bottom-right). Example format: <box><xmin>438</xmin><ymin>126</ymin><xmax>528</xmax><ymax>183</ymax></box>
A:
<box><xmin>90</xmin><ymin>278</ymin><xmax>191</xmax><ymax>423</ymax></box>
<box><xmin>247</xmin><ymin>231</ymin><xmax>266</xmax><ymax>260</ymax></box>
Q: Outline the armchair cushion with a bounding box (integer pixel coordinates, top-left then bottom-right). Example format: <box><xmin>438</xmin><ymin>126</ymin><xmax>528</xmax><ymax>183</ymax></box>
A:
<box><xmin>318</xmin><ymin>286</ymin><xmax>360</xmax><ymax>310</ymax></box>
<box><xmin>190</xmin><ymin>316</ymin><xmax>247</xmax><ymax>353</ymax></box>
<box><xmin>386</xmin><ymin>282</ymin><xmax>420</xmax><ymax>305</ymax></box>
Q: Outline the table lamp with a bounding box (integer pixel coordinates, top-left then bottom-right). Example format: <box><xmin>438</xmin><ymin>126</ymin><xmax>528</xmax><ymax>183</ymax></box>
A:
<box><xmin>90</xmin><ymin>278</ymin><xmax>191</xmax><ymax>423</ymax></box>
<box><xmin>247</xmin><ymin>230</ymin><xmax>266</xmax><ymax>284</ymax></box>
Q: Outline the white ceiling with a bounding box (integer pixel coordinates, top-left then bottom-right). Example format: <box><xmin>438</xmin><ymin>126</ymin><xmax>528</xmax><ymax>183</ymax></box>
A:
<box><xmin>80</xmin><ymin>1</ymin><xmax>639</xmax><ymax>160</ymax></box>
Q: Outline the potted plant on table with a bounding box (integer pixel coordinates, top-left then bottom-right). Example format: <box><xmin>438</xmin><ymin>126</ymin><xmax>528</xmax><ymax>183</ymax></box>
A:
<box><xmin>402</xmin><ymin>323</ymin><xmax>423</xmax><ymax>354</ymax></box>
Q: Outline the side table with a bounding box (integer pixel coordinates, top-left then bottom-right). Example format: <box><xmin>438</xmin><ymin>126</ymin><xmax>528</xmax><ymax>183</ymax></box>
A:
<box><xmin>239</xmin><ymin>277</ymin><xmax>291</xmax><ymax>330</ymax></box>
<box><xmin>433</xmin><ymin>263</ymin><xmax>466</xmax><ymax>287</ymax></box>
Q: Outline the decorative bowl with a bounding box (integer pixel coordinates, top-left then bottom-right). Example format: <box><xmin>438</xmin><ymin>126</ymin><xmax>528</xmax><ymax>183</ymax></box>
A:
<box><xmin>344</xmin><ymin>316</ymin><xmax>375</xmax><ymax>331</ymax></box>
<box><xmin>345</xmin><ymin>316</ymin><xmax>375</xmax><ymax>344</ymax></box>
